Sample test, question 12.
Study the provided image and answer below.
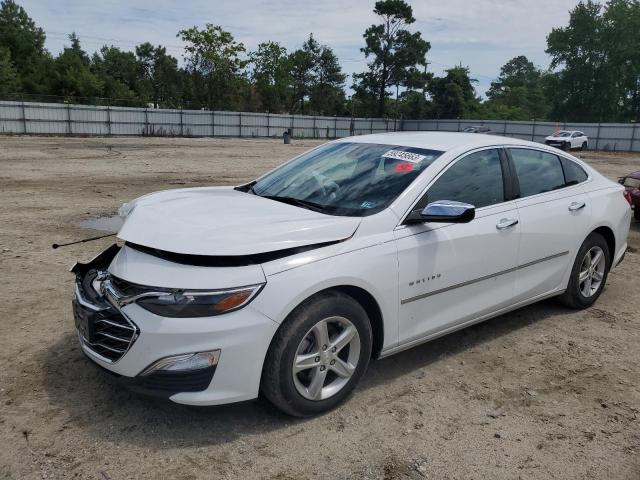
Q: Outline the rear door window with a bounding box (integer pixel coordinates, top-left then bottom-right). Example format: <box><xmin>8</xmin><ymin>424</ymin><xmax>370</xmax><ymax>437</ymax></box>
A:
<box><xmin>509</xmin><ymin>148</ymin><xmax>566</xmax><ymax>197</ymax></box>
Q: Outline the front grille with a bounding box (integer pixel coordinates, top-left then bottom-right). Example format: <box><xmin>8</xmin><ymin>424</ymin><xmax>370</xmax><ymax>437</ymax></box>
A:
<box><xmin>75</xmin><ymin>270</ymin><xmax>139</xmax><ymax>363</ymax></box>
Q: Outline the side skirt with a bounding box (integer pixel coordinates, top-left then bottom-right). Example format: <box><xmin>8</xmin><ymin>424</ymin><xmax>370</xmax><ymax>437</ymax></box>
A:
<box><xmin>378</xmin><ymin>288</ymin><xmax>565</xmax><ymax>359</ymax></box>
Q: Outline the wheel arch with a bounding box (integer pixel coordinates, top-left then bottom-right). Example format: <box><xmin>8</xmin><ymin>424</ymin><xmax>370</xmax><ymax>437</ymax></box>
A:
<box><xmin>266</xmin><ymin>284</ymin><xmax>386</xmax><ymax>360</ymax></box>
<box><xmin>591</xmin><ymin>225</ymin><xmax>615</xmax><ymax>262</ymax></box>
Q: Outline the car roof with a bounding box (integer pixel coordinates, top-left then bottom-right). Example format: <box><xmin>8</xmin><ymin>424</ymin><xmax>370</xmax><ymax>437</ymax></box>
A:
<box><xmin>335</xmin><ymin>131</ymin><xmax>541</xmax><ymax>152</ymax></box>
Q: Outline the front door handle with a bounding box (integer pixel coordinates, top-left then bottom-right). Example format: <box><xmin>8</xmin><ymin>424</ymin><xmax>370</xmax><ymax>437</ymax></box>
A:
<box><xmin>568</xmin><ymin>202</ymin><xmax>586</xmax><ymax>212</ymax></box>
<box><xmin>496</xmin><ymin>218</ymin><xmax>519</xmax><ymax>230</ymax></box>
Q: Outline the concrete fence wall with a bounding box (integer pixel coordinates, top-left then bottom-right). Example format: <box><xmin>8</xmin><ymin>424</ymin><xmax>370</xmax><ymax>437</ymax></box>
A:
<box><xmin>1</xmin><ymin>100</ymin><xmax>639</xmax><ymax>152</ymax></box>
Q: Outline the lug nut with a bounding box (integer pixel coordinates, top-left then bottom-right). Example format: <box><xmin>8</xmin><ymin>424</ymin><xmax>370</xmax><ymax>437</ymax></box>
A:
<box><xmin>315</xmin><ymin>356</ymin><xmax>320</xmax><ymax>362</ymax></box>
<box><xmin>322</xmin><ymin>344</ymin><xmax>327</xmax><ymax>351</ymax></box>
<box><xmin>319</xmin><ymin>365</ymin><xmax>326</xmax><ymax>371</ymax></box>
<box><xmin>331</xmin><ymin>346</ymin><xmax>337</xmax><ymax>353</ymax></box>
<box><xmin>330</xmin><ymin>359</ymin><xmax>336</xmax><ymax>365</ymax></box>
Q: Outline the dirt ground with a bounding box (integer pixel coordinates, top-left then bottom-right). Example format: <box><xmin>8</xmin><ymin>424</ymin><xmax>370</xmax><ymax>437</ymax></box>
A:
<box><xmin>0</xmin><ymin>136</ymin><xmax>639</xmax><ymax>480</ymax></box>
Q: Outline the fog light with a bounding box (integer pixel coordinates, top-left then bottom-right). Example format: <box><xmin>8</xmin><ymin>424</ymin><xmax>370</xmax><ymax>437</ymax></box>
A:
<box><xmin>139</xmin><ymin>349</ymin><xmax>220</xmax><ymax>376</ymax></box>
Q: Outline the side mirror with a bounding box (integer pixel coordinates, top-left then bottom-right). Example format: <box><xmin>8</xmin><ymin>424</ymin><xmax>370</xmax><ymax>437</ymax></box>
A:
<box><xmin>618</xmin><ymin>177</ymin><xmax>625</xmax><ymax>185</ymax></box>
<box><xmin>406</xmin><ymin>200</ymin><xmax>475</xmax><ymax>224</ymax></box>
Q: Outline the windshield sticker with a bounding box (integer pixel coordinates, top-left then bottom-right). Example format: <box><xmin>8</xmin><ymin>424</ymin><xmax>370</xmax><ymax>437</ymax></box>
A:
<box><xmin>360</xmin><ymin>201</ymin><xmax>376</xmax><ymax>209</ymax></box>
<box><xmin>394</xmin><ymin>163</ymin><xmax>414</xmax><ymax>173</ymax></box>
<box><xmin>382</xmin><ymin>150</ymin><xmax>426</xmax><ymax>163</ymax></box>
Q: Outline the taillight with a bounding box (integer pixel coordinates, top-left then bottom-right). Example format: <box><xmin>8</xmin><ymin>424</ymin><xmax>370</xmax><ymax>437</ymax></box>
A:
<box><xmin>623</xmin><ymin>190</ymin><xmax>633</xmax><ymax>206</ymax></box>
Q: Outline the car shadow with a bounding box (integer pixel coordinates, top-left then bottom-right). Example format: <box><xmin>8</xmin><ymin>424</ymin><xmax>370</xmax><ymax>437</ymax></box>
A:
<box><xmin>39</xmin><ymin>298</ymin><xmax>566</xmax><ymax>449</ymax></box>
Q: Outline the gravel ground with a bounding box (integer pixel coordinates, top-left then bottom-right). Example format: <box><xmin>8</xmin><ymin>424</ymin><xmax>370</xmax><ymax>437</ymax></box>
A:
<box><xmin>0</xmin><ymin>136</ymin><xmax>639</xmax><ymax>480</ymax></box>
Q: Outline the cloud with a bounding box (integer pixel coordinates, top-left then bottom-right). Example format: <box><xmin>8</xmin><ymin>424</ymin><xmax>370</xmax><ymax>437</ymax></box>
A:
<box><xmin>20</xmin><ymin>0</ymin><xmax>581</xmax><ymax>97</ymax></box>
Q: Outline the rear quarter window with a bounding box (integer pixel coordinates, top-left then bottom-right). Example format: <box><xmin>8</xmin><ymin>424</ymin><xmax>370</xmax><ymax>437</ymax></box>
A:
<box><xmin>560</xmin><ymin>158</ymin><xmax>588</xmax><ymax>185</ymax></box>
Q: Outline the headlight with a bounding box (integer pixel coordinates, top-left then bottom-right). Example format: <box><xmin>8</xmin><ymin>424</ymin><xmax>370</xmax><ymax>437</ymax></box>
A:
<box><xmin>135</xmin><ymin>285</ymin><xmax>263</xmax><ymax>318</ymax></box>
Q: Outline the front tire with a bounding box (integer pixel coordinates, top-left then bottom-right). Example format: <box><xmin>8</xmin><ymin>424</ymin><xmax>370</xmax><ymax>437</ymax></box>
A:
<box><xmin>581</xmin><ymin>141</ymin><xmax>588</xmax><ymax>151</ymax></box>
<box><xmin>557</xmin><ymin>232</ymin><xmax>610</xmax><ymax>309</ymax></box>
<box><xmin>261</xmin><ymin>291</ymin><xmax>372</xmax><ymax>417</ymax></box>
<box><xmin>634</xmin><ymin>208</ymin><xmax>640</xmax><ymax>221</ymax></box>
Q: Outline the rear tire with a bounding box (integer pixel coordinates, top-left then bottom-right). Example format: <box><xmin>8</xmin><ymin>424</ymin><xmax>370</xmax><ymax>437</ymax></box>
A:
<box><xmin>557</xmin><ymin>232</ymin><xmax>610</xmax><ymax>309</ymax></box>
<box><xmin>261</xmin><ymin>291</ymin><xmax>372</xmax><ymax>417</ymax></box>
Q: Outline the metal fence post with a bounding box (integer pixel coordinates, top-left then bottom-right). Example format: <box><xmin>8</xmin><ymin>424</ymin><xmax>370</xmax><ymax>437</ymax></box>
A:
<box><xmin>66</xmin><ymin>103</ymin><xmax>72</xmax><ymax>135</ymax></box>
<box><xmin>595</xmin><ymin>122</ymin><xmax>601</xmax><ymax>151</ymax></box>
<box><xmin>180</xmin><ymin>109</ymin><xmax>184</xmax><ymax>136</ymax></box>
<box><xmin>21</xmin><ymin>100</ymin><xmax>27</xmax><ymax>134</ymax></box>
<box><xmin>370</xmin><ymin>118</ymin><xmax>374</xmax><ymax>134</ymax></box>
<box><xmin>290</xmin><ymin>115</ymin><xmax>294</xmax><ymax>138</ymax></box>
<box><xmin>106</xmin><ymin>105</ymin><xmax>111</xmax><ymax>136</ymax></box>
<box><xmin>334</xmin><ymin>116</ymin><xmax>337</xmax><ymax>138</ymax></box>
<box><xmin>630</xmin><ymin>123</ymin><xmax>638</xmax><ymax>152</ymax></box>
<box><xmin>211</xmin><ymin>110</ymin><xmax>215</xmax><ymax>137</ymax></box>
<box><xmin>238</xmin><ymin>112</ymin><xmax>243</xmax><ymax>137</ymax></box>
<box><xmin>503</xmin><ymin>120</ymin><xmax>507</xmax><ymax>136</ymax></box>
<box><xmin>266</xmin><ymin>112</ymin><xmax>270</xmax><ymax>137</ymax></box>
<box><xmin>312</xmin><ymin>116</ymin><xmax>316</xmax><ymax>139</ymax></box>
<box><xmin>457</xmin><ymin>119</ymin><xmax>461</xmax><ymax>132</ymax></box>
<box><xmin>531</xmin><ymin>119</ymin><xmax>536</xmax><ymax>141</ymax></box>
<box><xmin>144</xmin><ymin>107</ymin><xmax>149</xmax><ymax>135</ymax></box>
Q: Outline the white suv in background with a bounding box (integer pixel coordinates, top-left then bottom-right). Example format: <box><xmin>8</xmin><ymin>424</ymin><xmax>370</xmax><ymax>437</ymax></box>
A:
<box><xmin>71</xmin><ymin>132</ymin><xmax>630</xmax><ymax>416</ymax></box>
<box><xmin>545</xmin><ymin>130</ymin><xmax>589</xmax><ymax>151</ymax></box>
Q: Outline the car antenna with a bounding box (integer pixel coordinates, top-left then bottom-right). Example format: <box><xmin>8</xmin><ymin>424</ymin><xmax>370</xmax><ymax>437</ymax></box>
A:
<box><xmin>52</xmin><ymin>233</ymin><xmax>116</xmax><ymax>249</ymax></box>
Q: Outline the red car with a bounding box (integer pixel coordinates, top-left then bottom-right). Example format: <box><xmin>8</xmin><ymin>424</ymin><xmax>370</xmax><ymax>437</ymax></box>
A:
<box><xmin>620</xmin><ymin>171</ymin><xmax>640</xmax><ymax>220</ymax></box>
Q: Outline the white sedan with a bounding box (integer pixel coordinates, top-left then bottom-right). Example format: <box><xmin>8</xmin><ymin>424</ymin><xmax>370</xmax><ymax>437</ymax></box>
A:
<box><xmin>72</xmin><ymin>132</ymin><xmax>630</xmax><ymax>416</ymax></box>
<box><xmin>545</xmin><ymin>130</ymin><xmax>589</xmax><ymax>150</ymax></box>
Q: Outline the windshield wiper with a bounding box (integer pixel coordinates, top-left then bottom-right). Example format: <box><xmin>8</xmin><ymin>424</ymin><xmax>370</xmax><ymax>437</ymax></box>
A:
<box><xmin>261</xmin><ymin>195</ymin><xmax>328</xmax><ymax>213</ymax></box>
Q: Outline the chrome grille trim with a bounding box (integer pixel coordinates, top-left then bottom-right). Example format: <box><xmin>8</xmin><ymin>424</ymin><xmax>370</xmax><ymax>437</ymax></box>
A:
<box><xmin>75</xmin><ymin>271</ymin><xmax>139</xmax><ymax>364</ymax></box>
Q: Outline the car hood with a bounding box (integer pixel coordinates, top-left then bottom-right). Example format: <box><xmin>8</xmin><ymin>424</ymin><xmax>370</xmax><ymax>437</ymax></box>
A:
<box><xmin>545</xmin><ymin>135</ymin><xmax>570</xmax><ymax>141</ymax></box>
<box><xmin>117</xmin><ymin>186</ymin><xmax>361</xmax><ymax>256</ymax></box>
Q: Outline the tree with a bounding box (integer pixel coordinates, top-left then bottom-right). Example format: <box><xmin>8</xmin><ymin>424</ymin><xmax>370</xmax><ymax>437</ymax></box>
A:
<box><xmin>484</xmin><ymin>55</ymin><xmax>549</xmax><ymax>120</ymax></box>
<box><xmin>429</xmin><ymin>66</ymin><xmax>480</xmax><ymax>119</ymax></box>
<box><xmin>308</xmin><ymin>45</ymin><xmax>346</xmax><ymax>115</ymax></box>
<box><xmin>288</xmin><ymin>34</ymin><xmax>320</xmax><ymax>113</ymax></box>
<box><xmin>249</xmin><ymin>41</ymin><xmax>292</xmax><ymax>112</ymax></box>
<box><xmin>178</xmin><ymin>24</ymin><xmax>247</xmax><ymax>110</ymax></box>
<box><xmin>92</xmin><ymin>46</ymin><xmax>139</xmax><ymax>104</ymax></box>
<box><xmin>352</xmin><ymin>0</ymin><xmax>430</xmax><ymax>116</ymax></box>
<box><xmin>52</xmin><ymin>33</ymin><xmax>104</xmax><ymax>100</ymax></box>
<box><xmin>0</xmin><ymin>0</ymin><xmax>52</xmax><ymax>94</ymax></box>
<box><xmin>0</xmin><ymin>47</ymin><xmax>20</xmax><ymax>95</ymax></box>
<box><xmin>136</xmin><ymin>43</ymin><xmax>182</xmax><ymax>108</ymax></box>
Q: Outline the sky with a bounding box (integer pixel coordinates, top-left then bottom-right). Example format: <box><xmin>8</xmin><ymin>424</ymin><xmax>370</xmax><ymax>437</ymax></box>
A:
<box><xmin>20</xmin><ymin>0</ymin><xmax>583</xmax><ymax>98</ymax></box>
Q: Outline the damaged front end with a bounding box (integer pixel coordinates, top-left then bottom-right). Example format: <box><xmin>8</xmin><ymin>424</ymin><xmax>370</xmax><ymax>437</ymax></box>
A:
<box><xmin>71</xmin><ymin>244</ymin><xmax>140</xmax><ymax>364</ymax></box>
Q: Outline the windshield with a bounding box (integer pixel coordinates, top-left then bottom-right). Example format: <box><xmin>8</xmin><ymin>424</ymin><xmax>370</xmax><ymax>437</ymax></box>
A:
<box><xmin>556</xmin><ymin>131</ymin><xmax>572</xmax><ymax>137</ymax></box>
<box><xmin>251</xmin><ymin>142</ymin><xmax>443</xmax><ymax>216</ymax></box>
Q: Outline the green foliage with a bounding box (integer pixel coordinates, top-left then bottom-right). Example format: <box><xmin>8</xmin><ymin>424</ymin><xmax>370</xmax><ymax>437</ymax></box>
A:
<box><xmin>429</xmin><ymin>66</ymin><xmax>480</xmax><ymax>119</ymax></box>
<box><xmin>2</xmin><ymin>0</ymin><xmax>640</xmax><ymax>122</ymax></box>
<box><xmin>546</xmin><ymin>0</ymin><xmax>640</xmax><ymax>122</ymax></box>
<box><xmin>136</xmin><ymin>43</ymin><xmax>182</xmax><ymax>107</ymax></box>
<box><xmin>0</xmin><ymin>46</ymin><xmax>20</xmax><ymax>95</ymax></box>
<box><xmin>352</xmin><ymin>0</ymin><xmax>430</xmax><ymax>117</ymax></box>
<box><xmin>249</xmin><ymin>41</ymin><xmax>292</xmax><ymax>113</ymax></box>
<box><xmin>483</xmin><ymin>56</ymin><xmax>549</xmax><ymax>120</ymax></box>
<box><xmin>178</xmin><ymin>24</ymin><xmax>247</xmax><ymax>110</ymax></box>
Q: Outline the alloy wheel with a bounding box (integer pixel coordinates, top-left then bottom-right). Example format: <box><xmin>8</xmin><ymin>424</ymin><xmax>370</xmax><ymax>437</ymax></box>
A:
<box><xmin>578</xmin><ymin>246</ymin><xmax>606</xmax><ymax>297</ymax></box>
<box><xmin>292</xmin><ymin>316</ymin><xmax>361</xmax><ymax>401</ymax></box>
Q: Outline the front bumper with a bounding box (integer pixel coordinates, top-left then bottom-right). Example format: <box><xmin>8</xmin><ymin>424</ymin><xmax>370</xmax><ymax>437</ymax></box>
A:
<box><xmin>72</xmin><ymin>245</ymin><xmax>279</xmax><ymax>406</ymax></box>
<box><xmin>545</xmin><ymin>140</ymin><xmax>568</xmax><ymax>149</ymax></box>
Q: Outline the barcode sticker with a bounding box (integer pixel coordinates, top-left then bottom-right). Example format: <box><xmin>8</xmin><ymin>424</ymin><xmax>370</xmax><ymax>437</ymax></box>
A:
<box><xmin>382</xmin><ymin>150</ymin><xmax>426</xmax><ymax>163</ymax></box>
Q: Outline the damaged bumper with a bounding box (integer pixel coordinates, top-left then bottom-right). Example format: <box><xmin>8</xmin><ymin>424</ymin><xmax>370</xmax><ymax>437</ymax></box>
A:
<box><xmin>71</xmin><ymin>244</ymin><xmax>279</xmax><ymax>405</ymax></box>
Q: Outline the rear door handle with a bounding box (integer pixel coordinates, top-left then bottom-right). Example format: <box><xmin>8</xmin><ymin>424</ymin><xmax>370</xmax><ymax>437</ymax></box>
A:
<box><xmin>568</xmin><ymin>202</ymin><xmax>586</xmax><ymax>212</ymax></box>
<box><xmin>496</xmin><ymin>218</ymin><xmax>519</xmax><ymax>230</ymax></box>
